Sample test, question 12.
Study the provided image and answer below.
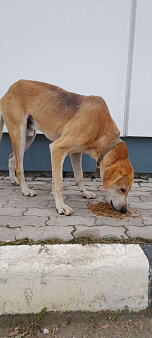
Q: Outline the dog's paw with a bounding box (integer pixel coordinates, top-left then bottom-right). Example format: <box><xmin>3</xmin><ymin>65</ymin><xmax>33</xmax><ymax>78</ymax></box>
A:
<box><xmin>22</xmin><ymin>188</ymin><xmax>37</xmax><ymax>197</ymax></box>
<box><xmin>82</xmin><ymin>191</ymin><xmax>96</xmax><ymax>199</ymax></box>
<box><xmin>10</xmin><ymin>177</ymin><xmax>19</xmax><ymax>186</ymax></box>
<box><xmin>57</xmin><ymin>204</ymin><xmax>74</xmax><ymax>216</ymax></box>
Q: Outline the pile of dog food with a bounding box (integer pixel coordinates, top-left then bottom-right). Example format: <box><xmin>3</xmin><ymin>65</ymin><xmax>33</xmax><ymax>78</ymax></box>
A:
<box><xmin>88</xmin><ymin>201</ymin><xmax>132</xmax><ymax>219</ymax></box>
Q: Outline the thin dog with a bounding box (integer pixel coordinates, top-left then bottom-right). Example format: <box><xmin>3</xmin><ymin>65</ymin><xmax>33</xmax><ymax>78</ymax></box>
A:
<box><xmin>0</xmin><ymin>80</ymin><xmax>134</xmax><ymax>215</ymax></box>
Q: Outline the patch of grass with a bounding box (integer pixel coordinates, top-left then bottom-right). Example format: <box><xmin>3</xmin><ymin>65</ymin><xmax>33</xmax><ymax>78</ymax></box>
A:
<box><xmin>0</xmin><ymin>236</ymin><xmax>152</xmax><ymax>248</ymax></box>
<box><xmin>5</xmin><ymin>224</ymin><xmax>10</xmax><ymax>229</ymax></box>
<box><xmin>5</xmin><ymin>224</ymin><xmax>21</xmax><ymax>230</ymax></box>
<box><xmin>26</xmin><ymin>307</ymin><xmax>47</xmax><ymax>335</ymax></box>
<box><xmin>90</xmin><ymin>316</ymin><xmax>95</xmax><ymax>325</ymax></box>
<box><xmin>6</xmin><ymin>308</ymin><xmax>48</xmax><ymax>337</ymax></box>
<box><xmin>36</xmin><ymin>307</ymin><xmax>47</xmax><ymax>323</ymax></box>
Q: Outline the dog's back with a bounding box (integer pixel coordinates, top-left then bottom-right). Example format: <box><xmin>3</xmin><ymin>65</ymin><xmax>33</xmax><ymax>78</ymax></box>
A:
<box><xmin>1</xmin><ymin>80</ymin><xmax>115</xmax><ymax>142</ymax></box>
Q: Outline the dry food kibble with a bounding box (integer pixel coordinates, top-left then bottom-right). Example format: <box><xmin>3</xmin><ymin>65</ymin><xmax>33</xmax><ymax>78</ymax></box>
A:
<box><xmin>88</xmin><ymin>201</ymin><xmax>132</xmax><ymax>219</ymax></box>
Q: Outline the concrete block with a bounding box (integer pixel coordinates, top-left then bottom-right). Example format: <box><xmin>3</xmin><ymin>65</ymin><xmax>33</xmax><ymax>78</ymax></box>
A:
<box><xmin>131</xmin><ymin>202</ymin><xmax>152</xmax><ymax>210</ymax></box>
<box><xmin>7</xmin><ymin>197</ymin><xmax>51</xmax><ymax>209</ymax></box>
<box><xmin>0</xmin><ymin>244</ymin><xmax>149</xmax><ymax>314</ymax></box>
<box><xmin>24</xmin><ymin>208</ymin><xmax>57</xmax><ymax>217</ymax></box>
<box><xmin>0</xmin><ymin>216</ymin><xmax>48</xmax><ymax>228</ymax></box>
<box><xmin>0</xmin><ymin>227</ymin><xmax>20</xmax><ymax>242</ymax></box>
<box><xmin>0</xmin><ymin>207</ymin><xmax>26</xmax><ymax>217</ymax></box>
<box><xmin>95</xmin><ymin>215</ymin><xmax>139</xmax><ymax>227</ymax></box>
<box><xmin>74</xmin><ymin>225</ymin><xmax>128</xmax><ymax>239</ymax></box>
<box><xmin>0</xmin><ymin>190</ymin><xmax>13</xmax><ymax>201</ymax></box>
<box><xmin>126</xmin><ymin>226</ymin><xmax>152</xmax><ymax>239</ymax></box>
<box><xmin>16</xmin><ymin>225</ymin><xmax>74</xmax><ymax>241</ymax></box>
<box><xmin>46</xmin><ymin>215</ymin><xmax>96</xmax><ymax>227</ymax></box>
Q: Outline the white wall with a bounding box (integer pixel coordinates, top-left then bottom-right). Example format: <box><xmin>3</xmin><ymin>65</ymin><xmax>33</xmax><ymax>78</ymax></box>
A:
<box><xmin>128</xmin><ymin>0</ymin><xmax>152</xmax><ymax>137</ymax></box>
<box><xmin>0</xmin><ymin>0</ymin><xmax>131</xmax><ymax>135</ymax></box>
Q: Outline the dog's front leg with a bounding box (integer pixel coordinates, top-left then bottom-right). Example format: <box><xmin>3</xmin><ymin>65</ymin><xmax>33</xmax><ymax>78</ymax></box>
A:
<box><xmin>70</xmin><ymin>153</ymin><xmax>96</xmax><ymax>199</ymax></box>
<box><xmin>49</xmin><ymin>142</ymin><xmax>73</xmax><ymax>216</ymax></box>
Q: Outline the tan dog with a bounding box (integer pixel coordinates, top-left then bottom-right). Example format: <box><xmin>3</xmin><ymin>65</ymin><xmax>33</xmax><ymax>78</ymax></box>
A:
<box><xmin>0</xmin><ymin>80</ymin><xmax>134</xmax><ymax>215</ymax></box>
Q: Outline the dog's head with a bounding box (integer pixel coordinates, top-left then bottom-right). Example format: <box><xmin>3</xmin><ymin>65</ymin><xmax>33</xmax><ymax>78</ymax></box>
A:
<box><xmin>101</xmin><ymin>141</ymin><xmax>134</xmax><ymax>213</ymax></box>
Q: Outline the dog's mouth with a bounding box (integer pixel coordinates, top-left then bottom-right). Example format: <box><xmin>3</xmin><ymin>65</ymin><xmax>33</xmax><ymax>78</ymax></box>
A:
<box><xmin>110</xmin><ymin>200</ymin><xmax>127</xmax><ymax>213</ymax></box>
<box><xmin>110</xmin><ymin>200</ymin><xmax>115</xmax><ymax>210</ymax></box>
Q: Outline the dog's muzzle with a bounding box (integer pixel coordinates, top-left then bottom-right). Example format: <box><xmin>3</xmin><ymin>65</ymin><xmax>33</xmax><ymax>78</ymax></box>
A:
<box><xmin>110</xmin><ymin>200</ymin><xmax>127</xmax><ymax>213</ymax></box>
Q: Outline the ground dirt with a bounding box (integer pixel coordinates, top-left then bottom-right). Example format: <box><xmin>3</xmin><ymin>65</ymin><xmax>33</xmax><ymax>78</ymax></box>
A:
<box><xmin>0</xmin><ymin>309</ymin><xmax>152</xmax><ymax>338</ymax></box>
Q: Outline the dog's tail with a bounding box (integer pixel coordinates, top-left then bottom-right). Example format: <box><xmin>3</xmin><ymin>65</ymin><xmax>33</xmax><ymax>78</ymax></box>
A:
<box><xmin>0</xmin><ymin>100</ymin><xmax>4</xmax><ymax>141</ymax></box>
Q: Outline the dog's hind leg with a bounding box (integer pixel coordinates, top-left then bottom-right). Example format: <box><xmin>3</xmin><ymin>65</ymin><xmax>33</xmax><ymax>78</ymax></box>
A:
<box><xmin>9</xmin><ymin>152</ymin><xmax>19</xmax><ymax>185</ymax></box>
<box><xmin>8</xmin><ymin>116</ymin><xmax>37</xmax><ymax>197</ymax></box>
<box><xmin>0</xmin><ymin>100</ymin><xmax>4</xmax><ymax>141</ymax></box>
<box><xmin>9</xmin><ymin>116</ymin><xmax>36</xmax><ymax>187</ymax></box>
<box><xmin>70</xmin><ymin>153</ymin><xmax>96</xmax><ymax>199</ymax></box>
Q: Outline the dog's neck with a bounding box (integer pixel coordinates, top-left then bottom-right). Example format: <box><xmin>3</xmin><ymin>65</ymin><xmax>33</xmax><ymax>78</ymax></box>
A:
<box><xmin>97</xmin><ymin>138</ymin><xmax>123</xmax><ymax>168</ymax></box>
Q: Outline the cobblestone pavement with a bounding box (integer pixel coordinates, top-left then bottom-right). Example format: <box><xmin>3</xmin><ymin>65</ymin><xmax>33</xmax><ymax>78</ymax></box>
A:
<box><xmin>0</xmin><ymin>175</ymin><xmax>152</xmax><ymax>243</ymax></box>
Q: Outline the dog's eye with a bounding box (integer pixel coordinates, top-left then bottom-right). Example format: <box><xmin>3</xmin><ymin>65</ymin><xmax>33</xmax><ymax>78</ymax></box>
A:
<box><xmin>121</xmin><ymin>188</ymin><xmax>126</xmax><ymax>193</ymax></box>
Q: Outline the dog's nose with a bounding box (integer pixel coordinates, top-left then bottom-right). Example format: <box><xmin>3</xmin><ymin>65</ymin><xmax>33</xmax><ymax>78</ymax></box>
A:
<box><xmin>120</xmin><ymin>206</ymin><xmax>127</xmax><ymax>213</ymax></box>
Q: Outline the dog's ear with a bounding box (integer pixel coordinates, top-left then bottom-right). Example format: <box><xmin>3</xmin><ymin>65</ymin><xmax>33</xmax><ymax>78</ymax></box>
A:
<box><xmin>102</xmin><ymin>163</ymin><xmax>124</xmax><ymax>189</ymax></box>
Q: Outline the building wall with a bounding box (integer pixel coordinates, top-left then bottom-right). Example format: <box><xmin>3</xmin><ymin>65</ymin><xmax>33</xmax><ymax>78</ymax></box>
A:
<box><xmin>1</xmin><ymin>134</ymin><xmax>152</xmax><ymax>173</ymax></box>
<box><xmin>0</xmin><ymin>0</ymin><xmax>151</xmax><ymax>172</ymax></box>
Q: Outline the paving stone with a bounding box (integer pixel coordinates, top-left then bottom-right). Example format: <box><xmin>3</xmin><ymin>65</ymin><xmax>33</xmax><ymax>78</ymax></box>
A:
<box><xmin>128</xmin><ymin>196</ymin><xmax>141</xmax><ymax>203</ymax></box>
<box><xmin>0</xmin><ymin>207</ymin><xmax>26</xmax><ymax>217</ymax></box>
<box><xmin>137</xmin><ymin>209</ymin><xmax>152</xmax><ymax>219</ymax></box>
<box><xmin>2</xmin><ymin>176</ymin><xmax>10</xmax><ymax>180</ymax></box>
<box><xmin>4</xmin><ymin>189</ymin><xmax>24</xmax><ymax>199</ymax></box>
<box><xmin>63</xmin><ymin>180</ymin><xmax>75</xmax><ymax>185</ymax></box>
<box><xmin>46</xmin><ymin>215</ymin><xmax>96</xmax><ymax>227</ymax></box>
<box><xmin>139</xmin><ymin>196</ymin><xmax>152</xmax><ymax>202</ymax></box>
<box><xmin>93</xmin><ymin>197</ymin><xmax>107</xmax><ymax>203</ymax></box>
<box><xmin>0</xmin><ymin>202</ymin><xmax>7</xmax><ymax>208</ymax></box>
<box><xmin>0</xmin><ymin>179</ymin><xmax>13</xmax><ymax>186</ymax></box>
<box><xmin>0</xmin><ymin>189</ymin><xmax>13</xmax><ymax>200</ymax></box>
<box><xmin>139</xmin><ymin>182</ymin><xmax>152</xmax><ymax>187</ymax></box>
<box><xmin>81</xmin><ymin>186</ymin><xmax>99</xmax><ymax>191</ymax></box>
<box><xmin>132</xmin><ymin>183</ymin><xmax>140</xmax><ymax>187</ymax></box>
<box><xmin>95</xmin><ymin>215</ymin><xmax>141</xmax><ymax>227</ymax></box>
<box><xmin>0</xmin><ymin>176</ymin><xmax>152</xmax><ymax>242</ymax></box>
<box><xmin>62</xmin><ymin>195</ymin><xmax>85</xmax><ymax>202</ymax></box>
<box><xmin>0</xmin><ymin>215</ymin><xmax>48</xmax><ymax>227</ymax></box>
<box><xmin>130</xmin><ymin>202</ymin><xmax>152</xmax><ymax>210</ymax></box>
<box><xmin>34</xmin><ymin>177</ymin><xmax>52</xmax><ymax>182</ymax></box>
<box><xmin>24</xmin><ymin>207</ymin><xmax>57</xmax><ymax>217</ymax></box>
<box><xmin>63</xmin><ymin>185</ymin><xmax>78</xmax><ymax>190</ymax></box>
<box><xmin>7</xmin><ymin>197</ymin><xmax>51</xmax><ymax>209</ymax></box>
<box><xmin>142</xmin><ymin>217</ymin><xmax>152</xmax><ymax>226</ymax></box>
<box><xmin>132</xmin><ymin>185</ymin><xmax>152</xmax><ymax>192</ymax></box>
<box><xmin>129</xmin><ymin>190</ymin><xmax>151</xmax><ymax>197</ymax></box>
<box><xmin>16</xmin><ymin>225</ymin><xmax>73</xmax><ymax>241</ymax></box>
<box><xmin>34</xmin><ymin>189</ymin><xmax>51</xmax><ymax>197</ymax></box>
<box><xmin>0</xmin><ymin>227</ymin><xmax>20</xmax><ymax>242</ymax></box>
<box><xmin>140</xmin><ymin>186</ymin><xmax>152</xmax><ymax>191</ymax></box>
<box><xmin>29</xmin><ymin>184</ymin><xmax>51</xmax><ymax>192</ymax></box>
<box><xmin>28</xmin><ymin>181</ymin><xmax>50</xmax><ymax>185</ymax></box>
<box><xmin>74</xmin><ymin>225</ymin><xmax>127</xmax><ymax>239</ymax></box>
<box><xmin>63</xmin><ymin>189</ymin><xmax>81</xmax><ymax>196</ymax></box>
<box><xmin>64</xmin><ymin>184</ymin><xmax>102</xmax><ymax>192</ymax></box>
<box><xmin>25</xmin><ymin>176</ymin><xmax>35</xmax><ymax>181</ymax></box>
<box><xmin>63</xmin><ymin>199</ymin><xmax>89</xmax><ymax>209</ymax></box>
<box><xmin>126</xmin><ymin>226</ymin><xmax>152</xmax><ymax>239</ymax></box>
<box><xmin>134</xmin><ymin>178</ymin><xmax>147</xmax><ymax>183</ymax></box>
<box><xmin>71</xmin><ymin>208</ymin><xmax>94</xmax><ymax>217</ymax></box>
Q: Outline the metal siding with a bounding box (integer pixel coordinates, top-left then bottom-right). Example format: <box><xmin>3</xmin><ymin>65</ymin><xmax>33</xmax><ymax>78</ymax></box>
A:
<box><xmin>0</xmin><ymin>134</ymin><xmax>152</xmax><ymax>173</ymax></box>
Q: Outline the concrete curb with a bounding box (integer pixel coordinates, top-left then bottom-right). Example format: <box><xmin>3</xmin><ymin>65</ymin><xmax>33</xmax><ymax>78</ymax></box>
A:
<box><xmin>0</xmin><ymin>244</ymin><xmax>149</xmax><ymax>314</ymax></box>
